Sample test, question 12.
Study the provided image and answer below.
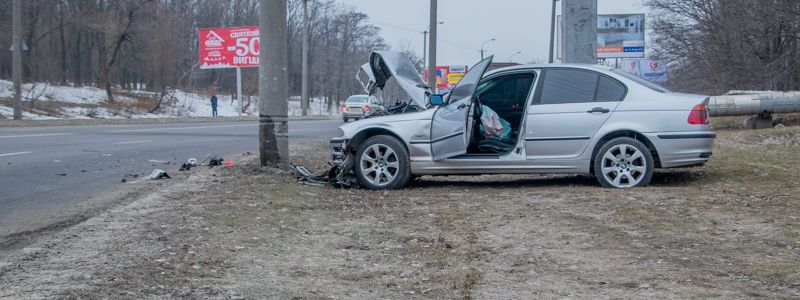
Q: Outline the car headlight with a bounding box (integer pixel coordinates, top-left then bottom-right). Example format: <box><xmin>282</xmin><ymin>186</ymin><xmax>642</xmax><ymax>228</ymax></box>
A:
<box><xmin>336</xmin><ymin>128</ymin><xmax>345</xmax><ymax>137</ymax></box>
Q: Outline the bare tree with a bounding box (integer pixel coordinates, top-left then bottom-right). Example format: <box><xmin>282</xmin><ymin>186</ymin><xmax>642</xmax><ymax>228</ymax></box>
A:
<box><xmin>647</xmin><ymin>0</ymin><xmax>800</xmax><ymax>94</ymax></box>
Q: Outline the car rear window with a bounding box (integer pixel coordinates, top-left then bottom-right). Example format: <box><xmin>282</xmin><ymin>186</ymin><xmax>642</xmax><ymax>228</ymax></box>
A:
<box><xmin>596</xmin><ymin>76</ymin><xmax>626</xmax><ymax>101</ymax></box>
<box><xmin>346</xmin><ymin>96</ymin><xmax>368</xmax><ymax>104</ymax></box>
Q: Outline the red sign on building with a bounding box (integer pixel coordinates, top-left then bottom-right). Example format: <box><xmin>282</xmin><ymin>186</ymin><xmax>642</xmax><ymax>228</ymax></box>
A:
<box><xmin>199</xmin><ymin>26</ymin><xmax>260</xmax><ymax>69</ymax></box>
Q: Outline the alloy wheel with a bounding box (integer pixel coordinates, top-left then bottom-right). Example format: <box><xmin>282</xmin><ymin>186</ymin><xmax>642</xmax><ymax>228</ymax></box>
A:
<box><xmin>359</xmin><ymin>143</ymin><xmax>400</xmax><ymax>187</ymax></box>
<box><xmin>600</xmin><ymin>144</ymin><xmax>647</xmax><ymax>188</ymax></box>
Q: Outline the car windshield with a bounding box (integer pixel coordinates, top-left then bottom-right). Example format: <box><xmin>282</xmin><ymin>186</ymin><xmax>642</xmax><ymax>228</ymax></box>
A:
<box><xmin>611</xmin><ymin>69</ymin><xmax>671</xmax><ymax>93</ymax></box>
<box><xmin>346</xmin><ymin>96</ymin><xmax>368</xmax><ymax>104</ymax></box>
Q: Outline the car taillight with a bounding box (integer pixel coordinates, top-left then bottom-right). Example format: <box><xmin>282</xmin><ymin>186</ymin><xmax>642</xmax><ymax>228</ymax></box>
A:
<box><xmin>688</xmin><ymin>103</ymin><xmax>709</xmax><ymax>125</ymax></box>
<box><xmin>342</xmin><ymin>106</ymin><xmax>349</xmax><ymax>113</ymax></box>
<box><xmin>363</xmin><ymin>105</ymin><xmax>371</xmax><ymax>113</ymax></box>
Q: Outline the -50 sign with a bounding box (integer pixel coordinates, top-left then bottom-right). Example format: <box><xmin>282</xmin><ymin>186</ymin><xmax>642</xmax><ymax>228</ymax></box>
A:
<box><xmin>199</xmin><ymin>26</ymin><xmax>260</xmax><ymax>69</ymax></box>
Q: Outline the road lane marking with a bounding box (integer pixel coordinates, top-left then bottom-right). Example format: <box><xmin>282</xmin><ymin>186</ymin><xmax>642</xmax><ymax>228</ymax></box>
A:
<box><xmin>0</xmin><ymin>133</ymin><xmax>73</xmax><ymax>139</ymax></box>
<box><xmin>0</xmin><ymin>151</ymin><xmax>32</xmax><ymax>157</ymax></box>
<box><xmin>110</xmin><ymin>124</ymin><xmax>253</xmax><ymax>133</ymax></box>
<box><xmin>115</xmin><ymin>140</ymin><xmax>152</xmax><ymax>144</ymax></box>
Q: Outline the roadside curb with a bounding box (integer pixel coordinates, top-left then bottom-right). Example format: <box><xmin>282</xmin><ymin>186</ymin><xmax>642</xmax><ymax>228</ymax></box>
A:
<box><xmin>0</xmin><ymin>115</ymin><xmax>337</xmax><ymax>127</ymax></box>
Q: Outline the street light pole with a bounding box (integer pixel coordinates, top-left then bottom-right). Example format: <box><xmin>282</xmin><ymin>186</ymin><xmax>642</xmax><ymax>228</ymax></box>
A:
<box><xmin>422</xmin><ymin>30</ymin><xmax>427</xmax><ymax>69</ymax></box>
<box><xmin>549</xmin><ymin>0</ymin><xmax>558</xmax><ymax>63</ymax></box>
<box><xmin>427</xmin><ymin>0</ymin><xmax>438</xmax><ymax>92</ymax></box>
<box><xmin>259</xmin><ymin>0</ymin><xmax>289</xmax><ymax>168</ymax></box>
<box><xmin>509</xmin><ymin>51</ymin><xmax>522</xmax><ymax>62</ymax></box>
<box><xmin>12</xmin><ymin>0</ymin><xmax>22</xmax><ymax>120</ymax></box>
<box><xmin>480</xmin><ymin>38</ymin><xmax>495</xmax><ymax>60</ymax></box>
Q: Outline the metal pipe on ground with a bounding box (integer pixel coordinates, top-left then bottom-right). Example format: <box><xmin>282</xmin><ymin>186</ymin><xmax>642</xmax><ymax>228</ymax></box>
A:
<box><xmin>709</xmin><ymin>91</ymin><xmax>800</xmax><ymax>116</ymax></box>
<box><xmin>709</xmin><ymin>91</ymin><xmax>800</xmax><ymax>129</ymax></box>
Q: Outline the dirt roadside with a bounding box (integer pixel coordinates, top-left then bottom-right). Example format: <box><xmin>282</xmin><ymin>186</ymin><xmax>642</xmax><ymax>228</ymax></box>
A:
<box><xmin>1</xmin><ymin>128</ymin><xmax>800</xmax><ymax>299</ymax></box>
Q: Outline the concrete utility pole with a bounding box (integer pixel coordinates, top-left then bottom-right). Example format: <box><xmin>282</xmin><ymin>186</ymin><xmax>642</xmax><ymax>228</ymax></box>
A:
<box><xmin>427</xmin><ymin>0</ymin><xmax>437</xmax><ymax>92</ymax></box>
<box><xmin>549</xmin><ymin>0</ymin><xmax>558</xmax><ymax>63</ymax></box>
<box><xmin>561</xmin><ymin>0</ymin><xmax>597</xmax><ymax>64</ymax></box>
<box><xmin>12</xmin><ymin>0</ymin><xmax>23</xmax><ymax>120</ymax></box>
<box><xmin>301</xmin><ymin>0</ymin><xmax>310</xmax><ymax>116</ymax></box>
<box><xmin>259</xmin><ymin>0</ymin><xmax>289</xmax><ymax>168</ymax></box>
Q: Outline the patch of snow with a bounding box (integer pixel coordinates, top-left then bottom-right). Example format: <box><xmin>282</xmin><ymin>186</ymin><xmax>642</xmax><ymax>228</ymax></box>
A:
<box><xmin>0</xmin><ymin>79</ymin><xmax>342</xmax><ymax>119</ymax></box>
<box><xmin>0</xmin><ymin>105</ymin><xmax>60</xmax><ymax>120</ymax></box>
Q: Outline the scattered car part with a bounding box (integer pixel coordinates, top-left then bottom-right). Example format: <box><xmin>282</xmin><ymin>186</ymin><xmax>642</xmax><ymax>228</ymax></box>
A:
<box><xmin>149</xmin><ymin>169</ymin><xmax>171</xmax><ymax>180</ymax></box>
<box><xmin>208</xmin><ymin>157</ymin><xmax>224</xmax><ymax>167</ymax></box>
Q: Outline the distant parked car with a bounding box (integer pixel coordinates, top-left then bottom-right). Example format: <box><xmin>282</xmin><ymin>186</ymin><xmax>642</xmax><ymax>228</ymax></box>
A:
<box><xmin>341</xmin><ymin>95</ymin><xmax>384</xmax><ymax>122</ymax></box>
<box><xmin>329</xmin><ymin>51</ymin><xmax>715</xmax><ymax>189</ymax></box>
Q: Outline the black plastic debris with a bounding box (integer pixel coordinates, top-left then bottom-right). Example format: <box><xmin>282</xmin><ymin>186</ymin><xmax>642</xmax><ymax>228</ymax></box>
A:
<box><xmin>290</xmin><ymin>155</ymin><xmax>358</xmax><ymax>188</ymax></box>
<box><xmin>208</xmin><ymin>157</ymin><xmax>224</xmax><ymax>167</ymax></box>
<box><xmin>180</xmin><ymin>158</ymin><xmax>198</xmax><ymax>171</ymax></box>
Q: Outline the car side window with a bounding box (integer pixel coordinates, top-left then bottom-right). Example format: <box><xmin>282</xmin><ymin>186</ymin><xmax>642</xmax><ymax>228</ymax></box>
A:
<box><xmin>596</xmin><ymin>76</ymin><xmax>626</xmax><ymax>102</ymax></box>
<box><xmin>537</xmin><ymin>69</ymin><xmax>626</xmax><ymax>104</ymax></box>
<box><xmin>476</xmin><ymin>73</ymin><xmax>536</xmax><ymax>108</ymax></box>
<box><xmin>539</xmin><ymin>69</ymin><xmax>598</xmax><ymax>104</ymax></box>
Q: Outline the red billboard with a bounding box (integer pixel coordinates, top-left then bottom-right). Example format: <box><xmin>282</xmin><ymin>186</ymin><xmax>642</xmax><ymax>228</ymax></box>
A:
<box><xmin>199</xmin><ymin>26</ymin><xmax>260</xmax><ymax>69</ymax></box>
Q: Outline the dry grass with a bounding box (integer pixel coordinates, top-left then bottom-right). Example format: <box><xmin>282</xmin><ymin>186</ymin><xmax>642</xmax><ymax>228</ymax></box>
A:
<box><xmin>2</xmin><ymin>127</ymin><xmax>800</xmax><ymax>299</ymax></box>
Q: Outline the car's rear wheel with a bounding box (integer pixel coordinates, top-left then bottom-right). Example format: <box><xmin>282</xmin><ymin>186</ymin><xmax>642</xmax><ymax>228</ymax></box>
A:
<box><xmin>593</xmin><ymin>137</ymin><xmax>654</xmax><ymax>188</ymax></box>
<box><xmin>343</xmin><ymin>116</ymin><xmax>349</xmax><ymax>122</ymax></box>
<box><xmin>355</xmin><ymin>135</ymin><xmax>411</xmax><ymax>190</ymax></box>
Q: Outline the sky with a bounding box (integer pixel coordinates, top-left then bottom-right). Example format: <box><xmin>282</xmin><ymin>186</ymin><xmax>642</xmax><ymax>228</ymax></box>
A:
<box><xmin>337</xmin><ymin>0</ymin><xmax>646</xmax><ymax>66</ymax></box>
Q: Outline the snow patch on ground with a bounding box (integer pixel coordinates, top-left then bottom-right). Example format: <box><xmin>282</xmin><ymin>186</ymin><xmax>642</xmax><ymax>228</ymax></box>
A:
<box><xmin>0</xmin><ymin>79</ymin><xmax>339</xmax><ymax>120</ymax></box>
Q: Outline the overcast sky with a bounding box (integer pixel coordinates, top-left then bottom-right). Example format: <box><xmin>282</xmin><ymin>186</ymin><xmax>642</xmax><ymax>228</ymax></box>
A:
<box><xmin>337</xmin><ymin>0</ymin><xmax>646</xmax><ymax>66</ymax></box>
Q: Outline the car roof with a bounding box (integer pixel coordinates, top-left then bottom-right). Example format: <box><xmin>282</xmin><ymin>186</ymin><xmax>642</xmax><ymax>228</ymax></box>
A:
<box><xmin>484</xmin><ymin>63</ymin><xmax>614</xmax><ymax>76</ymax></box>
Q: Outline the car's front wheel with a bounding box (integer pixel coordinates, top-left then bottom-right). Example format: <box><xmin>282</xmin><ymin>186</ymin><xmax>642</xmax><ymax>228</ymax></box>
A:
<box><xmin>593</xmin><ymin>137</ymin><xmax>654</xmax><ymax>188</ymax></box>
<box><xmin>355</xmin><ymin>135</ymin><xmax>411</xmax><ymax>190</ymax></box>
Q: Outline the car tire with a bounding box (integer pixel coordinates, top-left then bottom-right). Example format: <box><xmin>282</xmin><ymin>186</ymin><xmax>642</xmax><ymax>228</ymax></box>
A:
<box><xmin>343</xmin><ymin>117</ymin><xmax>348</xmax><ymax>122</ymax></box>
<box><xmin>593</xmin><ymin>137</ymin><xmax>654</xmax><ymax>188</ymax></box>
<box><xmin>355</xmin><ymin>135</ymin><xmax>411</xmax><ymax>190</ymax></box>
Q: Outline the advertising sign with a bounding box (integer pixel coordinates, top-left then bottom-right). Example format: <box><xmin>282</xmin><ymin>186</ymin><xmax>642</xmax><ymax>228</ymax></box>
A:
<box><xmin>446</xmin><ymin>65</ymin><xmax>468</xmax><ymax>87</ymax></box>
<box><xmin>424</xmin><ymin>65</ymin><xmax>469</xmax><ymax>90</ymax></box>
<box><xmin>199</xmin><ymin>26</ymin><xmax>260</xmax><ymax>69</ymax></box>
<box><xmin>621</xmin><ymin>59</ymin><xmax>668</xmax><ymax>82</ymax></box>
<box><xmin>597</xmin><ymin>14</ymin><xmax>645</xmax><ymax>58</ymax></box>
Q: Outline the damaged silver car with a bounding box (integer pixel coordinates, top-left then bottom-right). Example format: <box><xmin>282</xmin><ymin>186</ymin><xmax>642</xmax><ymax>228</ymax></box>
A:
<box><xmin>330</xmin><ymin>51</ymin><xmax>715</xmax><ymax>189</ymax></box>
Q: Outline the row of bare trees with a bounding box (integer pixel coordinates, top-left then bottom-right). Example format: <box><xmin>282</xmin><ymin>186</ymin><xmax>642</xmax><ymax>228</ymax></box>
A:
<box><xmin>0</xmin><ymin>0</ymin><xmax>387</xmax><ymax>111</ymax></box>
<box><xmin>647</xmin><ymin>0</ymin><xmax>800</xmax><ymax>94</ymax></box>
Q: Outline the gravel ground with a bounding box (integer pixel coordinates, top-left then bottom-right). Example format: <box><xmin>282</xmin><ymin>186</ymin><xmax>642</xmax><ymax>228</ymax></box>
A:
<box><xmin>1</xmin><ymin>127</ymin><xmax>800</xmax><ymax>299</ymax></box>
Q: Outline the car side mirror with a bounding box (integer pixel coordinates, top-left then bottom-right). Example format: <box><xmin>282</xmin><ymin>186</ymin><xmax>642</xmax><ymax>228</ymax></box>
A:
<box><xmin>429</xmin><ymin>94</ymin><xmax>444</xmax><ymax>106</ymax></box>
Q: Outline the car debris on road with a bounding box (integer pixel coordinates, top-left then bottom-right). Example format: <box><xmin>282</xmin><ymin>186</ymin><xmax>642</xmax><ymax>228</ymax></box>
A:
<box><xmin>149</xmin><ymin>169</ymin><xmax>171</xmax><ymax>180</ymax></box>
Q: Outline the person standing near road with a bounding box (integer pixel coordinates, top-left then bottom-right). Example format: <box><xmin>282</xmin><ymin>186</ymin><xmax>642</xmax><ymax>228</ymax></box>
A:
<box><xmin>210</xmin><ymin>94</ymin><xmax>218</xmax><ymax>117</ymax></box>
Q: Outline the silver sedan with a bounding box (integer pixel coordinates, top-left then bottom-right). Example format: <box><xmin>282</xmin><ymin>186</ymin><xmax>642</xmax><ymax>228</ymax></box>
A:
<box><xmin>330</xmin><ymin>51</ymin><xmax>715</xmax><ymax>189</ymax></box>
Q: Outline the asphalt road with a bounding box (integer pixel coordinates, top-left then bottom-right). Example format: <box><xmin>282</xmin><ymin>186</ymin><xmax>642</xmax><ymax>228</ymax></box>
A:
<box><xmin>0</xmin><ymin>119</ymin><xmax>342</xmax><ymax>234</ymax></box>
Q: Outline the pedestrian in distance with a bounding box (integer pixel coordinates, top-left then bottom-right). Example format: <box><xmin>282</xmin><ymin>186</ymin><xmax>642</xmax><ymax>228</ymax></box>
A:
<box><xmin>210</xmin><ymin>94</ymin><xmax>218</xmax><ymax>117</ymax></box>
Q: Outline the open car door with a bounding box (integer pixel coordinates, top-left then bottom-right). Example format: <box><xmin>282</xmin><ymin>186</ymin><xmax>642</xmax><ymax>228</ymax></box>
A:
<box><xmin>430</xmin><ymin>56</ymin><xmax>493</xmax><ymax>161</ymax></box>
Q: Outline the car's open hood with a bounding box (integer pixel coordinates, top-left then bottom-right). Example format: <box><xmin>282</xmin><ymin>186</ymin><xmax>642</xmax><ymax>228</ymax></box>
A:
<box><xmin>356</xmin><ymin>51</ymin><xmax>429</xmax><ymax>108</ymax></box>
